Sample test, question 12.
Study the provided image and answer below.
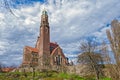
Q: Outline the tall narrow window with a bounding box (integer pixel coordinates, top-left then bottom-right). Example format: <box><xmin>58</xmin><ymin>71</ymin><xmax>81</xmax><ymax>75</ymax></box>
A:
<box><xmin>56</xmin><ymin>55</ymin><xmax>61</xmax><ymax>65</ymax></box>
<box><xmin>61</xmin><ymin>58</ymin><xmax>62</xmax><ymax>64</ymax></box>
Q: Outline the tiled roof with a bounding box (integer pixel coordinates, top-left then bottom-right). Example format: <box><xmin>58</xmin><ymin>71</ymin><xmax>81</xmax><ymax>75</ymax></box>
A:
<box><xmin>25</xmin><ymin>46</ymin><xmax>38</xmax><ymax>53</ymax></box>
<box><xmin>50</xmin><ymin>42</ymin><xmax>58</xmax><ymax>47</ymax></box>
<box><xmin>2</xmin><ymin>68</ymin><xmax>15</xmax><ymax>72</ymax></box>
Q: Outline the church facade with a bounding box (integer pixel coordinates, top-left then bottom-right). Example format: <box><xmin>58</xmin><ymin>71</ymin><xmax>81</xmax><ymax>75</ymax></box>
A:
<box><xmin>21</xmin><ymin>10</ymin><xmax>69</xmax><ymax>70</ymax></box>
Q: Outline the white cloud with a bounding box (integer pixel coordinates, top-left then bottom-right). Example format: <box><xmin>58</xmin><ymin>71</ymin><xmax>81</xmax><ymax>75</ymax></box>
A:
<box><xmin>24</xmin><ymin>17</ymin><xmax>36</xmax><ymax>25</ymax></box>
<box><xmin>0</xmin><ymin>0</ymin><xmax>120</xmax><ymax>65</ymax></box>
<box><xmin>91</xmin><ymin>26</ymin><xmax>110</xmax><ymax>42</ymax></box>
<box><xmin>13</xmin><ymin>56</ymin><xmax>22</xmax><ymax>61</ymax></box>
<box><xmin>0</xmin><ymin>13</ymin><xmax>4</xmax><ymax>19</ymax></box>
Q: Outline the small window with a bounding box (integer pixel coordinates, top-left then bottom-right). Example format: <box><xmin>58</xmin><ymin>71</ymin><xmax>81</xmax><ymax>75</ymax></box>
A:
<box><xmin>56</xmin><ymin>55</ymin><xmax>61</xmax><ymax>65</ymax></box>
<box><xmin>43</xmin><ymin>21</ymin><xmax>45</xmax><ymax>24</ymax></box>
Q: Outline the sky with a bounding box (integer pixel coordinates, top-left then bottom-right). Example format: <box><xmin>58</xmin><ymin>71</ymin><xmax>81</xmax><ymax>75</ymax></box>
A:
<box><xmin>0</xmin><ymin>0</ymin><xmax>120</xmax><ymax>66</ymax></box>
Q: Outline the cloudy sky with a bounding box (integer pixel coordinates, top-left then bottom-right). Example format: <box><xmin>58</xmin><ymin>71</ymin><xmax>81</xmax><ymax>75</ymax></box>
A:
<box><xmin>0</xmin><ymin>0</ymin><xmax>120</xmax><ymax>66</ymax></box>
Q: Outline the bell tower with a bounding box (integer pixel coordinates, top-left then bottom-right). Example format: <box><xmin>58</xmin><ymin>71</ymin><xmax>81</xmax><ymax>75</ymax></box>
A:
<box><xmin>39</xmin><ymin>10</ymin><xmax>50</xmax><ymax>53</ymax></box>
<box><xmin>37</xmin><ymin>10</ymin><xmax>50</xmax><ymax>67</ymax></box>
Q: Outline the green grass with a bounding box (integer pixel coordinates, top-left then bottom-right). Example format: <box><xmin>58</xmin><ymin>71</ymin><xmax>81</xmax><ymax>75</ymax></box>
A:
<box><xmin>0</xmin><ymin>71</ymin><xmax>111</xmax><ymax>80</ymax></box>
<box><xmin>100</xmin><ymin>77</ymin><xmax>111</xmax><ymax>80</ymax></box>
<box><xmin>57</xmin><ymin>73</ymin><xmax>84</xmax><ymax>80</ymax></box>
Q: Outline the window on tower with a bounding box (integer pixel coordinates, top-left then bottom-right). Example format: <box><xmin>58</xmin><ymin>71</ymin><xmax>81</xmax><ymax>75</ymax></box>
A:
<box><xmin>43</xmin><ymin>21</ymin><xmax>45</xmax><ymax>24</ymax></box>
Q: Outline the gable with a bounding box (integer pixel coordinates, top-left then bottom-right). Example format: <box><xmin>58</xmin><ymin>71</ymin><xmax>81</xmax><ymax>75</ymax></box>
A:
<box><xmin>51</xmin><ymin>46</ymin><xmax>66</xmax><ymax>59</ymax></box>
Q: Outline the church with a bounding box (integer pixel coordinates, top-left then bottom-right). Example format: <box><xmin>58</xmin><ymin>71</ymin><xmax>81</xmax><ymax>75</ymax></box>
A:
<box><xmin>20</xmin><ymin>10</ymin><xmax>69</xmax><ymax>70</ymax></box>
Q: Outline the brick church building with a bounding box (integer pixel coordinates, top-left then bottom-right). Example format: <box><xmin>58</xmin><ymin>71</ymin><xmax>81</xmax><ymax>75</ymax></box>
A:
<box><xmin>20</xmin><ymin>10</ymin><xmax>69</xmax><ymax>70</ymax></box>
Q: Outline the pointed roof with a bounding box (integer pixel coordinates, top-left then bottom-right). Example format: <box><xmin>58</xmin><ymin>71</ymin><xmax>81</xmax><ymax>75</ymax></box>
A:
<box><xmin>42</xmin><ymin>9</ymin><xmax>47</xmax><ymax>15</ymax></box>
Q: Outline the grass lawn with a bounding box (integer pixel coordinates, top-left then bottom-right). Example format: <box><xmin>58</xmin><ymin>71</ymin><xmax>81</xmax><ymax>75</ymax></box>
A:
<box><xmin>0</xmin><ymin>71</ymin><xmax>111</xmax><ymax>80</ymax></box>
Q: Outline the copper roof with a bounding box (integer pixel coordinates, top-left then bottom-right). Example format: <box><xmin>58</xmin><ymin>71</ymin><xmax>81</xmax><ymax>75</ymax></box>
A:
<box><xmin>25</xmin><ymin>46</ymin><xmax>38</xmax><ymax>53</ymax></box>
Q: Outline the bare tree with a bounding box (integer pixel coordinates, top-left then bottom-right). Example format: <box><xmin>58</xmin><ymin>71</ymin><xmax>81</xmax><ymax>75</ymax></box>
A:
<box><xmin>106</xmin><ymin>20</ymin><xmax>120</xmax><ymax>80</ymax></box>
<box><xmin>0</xmin><ymin>62</ymin><xmax>3</xmax><ymax>72</ymax></box>
<box><xmin>0</xmin><ymin>62</ymin><xmax>5</xmax><ymax>72</ymax></box>
<box><xmin>77</xmin><ymin>39</ymin><xmax>104</xmax><ymax>80</ymax></box>
<box><xmin>100</xmin><ymin>41</ymin><xmax>110</xmax><ymax>63</ymax></box>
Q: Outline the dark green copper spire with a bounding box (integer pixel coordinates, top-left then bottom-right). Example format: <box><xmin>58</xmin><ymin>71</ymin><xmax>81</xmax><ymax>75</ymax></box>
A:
<box><xmin>42</xmin><ymin>9</ymin><xmax>47</xmax><ymax>15</ymax></box>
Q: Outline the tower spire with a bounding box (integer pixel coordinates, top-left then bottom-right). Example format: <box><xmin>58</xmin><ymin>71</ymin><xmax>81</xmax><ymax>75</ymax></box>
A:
<box><xmin>42</xmin><ymin>7</ymin><xmax>47</xmax><ymax>15</ymax></box>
